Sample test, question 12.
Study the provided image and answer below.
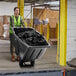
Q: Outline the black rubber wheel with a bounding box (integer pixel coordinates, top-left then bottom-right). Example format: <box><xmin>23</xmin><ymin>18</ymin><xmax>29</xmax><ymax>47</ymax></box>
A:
<box><xmin>31</xmin><ymin>61</ymin><xmax>35</xmax><ymax>66</ymax></box>
<box><xmin>19</xmin><ymin>60</ymin><xmax>23</xmax><ymax>67</ymax></box>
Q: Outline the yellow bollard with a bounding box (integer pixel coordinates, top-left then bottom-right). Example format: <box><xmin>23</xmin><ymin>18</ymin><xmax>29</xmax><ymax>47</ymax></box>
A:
<box><xmin>56</xmin><ymin>22</ymin><xmax>59</xmax><ymax>64</ymax></box>
<box><xmin>40</xmin><ymin>23</ymin><xmax>43</xmax><ymax>35</ymax></box>
<box><xmin>30</xmin><ymin>19</ymin><xmax>33</xmax><ymax>27</ymax></box>
<box><xmin>47</xmin><ymin>23</ymin><xmax>50</xmax><ymax>42</ymax></box>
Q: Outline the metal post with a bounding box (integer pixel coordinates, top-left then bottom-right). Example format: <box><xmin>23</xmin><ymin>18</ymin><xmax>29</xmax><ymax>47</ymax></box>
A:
<box><xmin>40</xmin><ymin>23</ymin><xmax>43</xmax><ymax>35</ymax></box>
<box><xmin>19</xmin><ymin>0</ymin><xmax>24</xmax><ymax>18</ymax></box>
<box><xmin>47</xmin><ymin>23</ymin><xmax>50</xmax><ymax>42</ymax></box>
<box><xmin>57</xmin><ymin>0</ymin><xmax>67</xmax><ymax>66</ymax></box>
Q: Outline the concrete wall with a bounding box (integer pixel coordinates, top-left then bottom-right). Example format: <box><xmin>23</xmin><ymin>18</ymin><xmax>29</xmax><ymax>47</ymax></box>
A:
<box><xmin>0</xmin><ymin>2</ymin><xmax>17</xmax><ymax>15</ymax></box>
<box><xmin>67</xmin><ymin>0</ymin><xmax>76</xmax><ymax>61</ymax></box>
<box><xmin>0</xmin><ymin>2</ymin><xmax>31</xmax><ymax>18</ymax></box>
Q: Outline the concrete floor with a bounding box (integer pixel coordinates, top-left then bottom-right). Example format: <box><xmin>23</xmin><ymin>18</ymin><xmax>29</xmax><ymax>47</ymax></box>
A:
<box><xmin>0</xmin><ymin>40</ymin><xmax>74</xmax><ymax>73</ymax></box>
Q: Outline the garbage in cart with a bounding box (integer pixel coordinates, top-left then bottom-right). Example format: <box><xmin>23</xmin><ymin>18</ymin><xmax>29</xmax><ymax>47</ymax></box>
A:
<box><xmin>13</xmin><ymin>28</ymin><xmax>50</xmax><ymax>67</ymax></box>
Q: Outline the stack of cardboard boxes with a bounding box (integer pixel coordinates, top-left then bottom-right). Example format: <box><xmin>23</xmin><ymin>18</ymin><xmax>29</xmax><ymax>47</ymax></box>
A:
<box><xmin>0</xmin><ymin>16</ymin><xmax>3</xmax><ymax>38</ymax></box>
<box><xmin>0</xmin><ymin>15</ymin><xmax>10</xmax><ymax>40</ymax></box>
<box><xmin>33</xmin><ymin>8</ymin><xmax>59</xmax><ymax>45</ymax></box>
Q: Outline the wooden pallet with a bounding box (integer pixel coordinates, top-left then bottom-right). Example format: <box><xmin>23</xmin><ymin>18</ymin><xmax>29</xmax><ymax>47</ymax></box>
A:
<box><xmin>49</xmin><ymin>39</ymin><xmax>57</xmax><ymax>45</ymax></box>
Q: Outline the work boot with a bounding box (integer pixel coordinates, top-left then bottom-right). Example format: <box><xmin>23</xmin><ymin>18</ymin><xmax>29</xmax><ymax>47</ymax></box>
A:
<box><xmin>11</xmin><ymin>54</ymin><xmax>15</xmax><ymax>62</ymax></box>
<box><xmin>16</xmin><ymin>56</ymin><xmax>19</xmax><ymax>61</ymax></box>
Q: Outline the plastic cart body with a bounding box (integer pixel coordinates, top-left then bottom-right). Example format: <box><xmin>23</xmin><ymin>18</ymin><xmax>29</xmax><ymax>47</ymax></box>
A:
<box><xmin>13</xmin><ymin>28</ymin><xmax>50</xmax><ymax>67</ymax></box>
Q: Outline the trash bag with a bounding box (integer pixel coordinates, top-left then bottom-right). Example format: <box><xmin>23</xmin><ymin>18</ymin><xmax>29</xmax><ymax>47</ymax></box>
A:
<box><xmin>16</xmin><ymin>29</ymin><xmax>48</xmax><ymax>46</ymax></box>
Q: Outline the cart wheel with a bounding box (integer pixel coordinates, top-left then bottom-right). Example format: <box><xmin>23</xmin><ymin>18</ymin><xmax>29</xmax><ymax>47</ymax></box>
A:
<box><xmin>19</xmin><ymin>60</ymin><xmax>23</xmax><ymax>67</ymax></box>
<box><xmin>31</xmin><ymin>61</ymin><xmax>35</xmax><ymax>66</ymax></box>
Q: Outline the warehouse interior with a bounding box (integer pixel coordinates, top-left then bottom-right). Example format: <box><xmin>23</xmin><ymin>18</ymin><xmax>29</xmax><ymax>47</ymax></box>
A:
<box><xmin>0</xmin><ymin>0</ymin><xmax>76</xmax><ymax>76</ymax></box>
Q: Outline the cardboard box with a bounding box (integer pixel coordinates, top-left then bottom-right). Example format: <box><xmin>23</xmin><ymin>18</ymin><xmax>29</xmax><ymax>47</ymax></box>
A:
<box><xmin>49</xmin><ymin>28</ymin><xmax>57</xmax><ymax>39</ymax></box>
<box><xmin>49</xmin><ymin>18</ymin><xmax>58</xmax><ymax>28</ymax></box>
<box><xmin>43</xmin><ymin>25</ymin><xmax>47</xmax><ymax>39</ymax></box>
<box><xmin>3</xmin><ymin>24</ymin><xmax>9</xmax><ymax>39</ymax></box>
<box><xmin>34</xmin><ymin>25</ymin><xmax>41</xmax><ymax>33</ymax></box>
<box><xmin>3</xmin><ymin>15</ymin><xmax>10</xmax><ymax>24</ymax></box>
<box><xmin>33</xmin><ymin>8</ymin><xmax>59</xmax><ymax>41</ymax></box>
<box><xmin>0</xmin><ymin>25</ymin><xmax>4</xmax><ymax>37</ymax></box>
<box><xmin>0</xmin><ymin>16</ymin><xmax>3</xmax><ymax>23</ymax></box>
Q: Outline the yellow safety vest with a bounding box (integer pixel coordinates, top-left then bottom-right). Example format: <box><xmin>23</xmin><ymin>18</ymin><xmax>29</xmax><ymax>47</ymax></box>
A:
<box><xmin>10</xmin><ymin>15</ymin><xmax>21</xmax><ymax>34</ymax></box>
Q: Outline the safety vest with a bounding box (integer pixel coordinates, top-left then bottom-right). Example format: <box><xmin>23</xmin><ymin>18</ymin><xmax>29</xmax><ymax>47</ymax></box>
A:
<box><xmin>10</xmin><ymin>15</ymin><xmax>21</xmax><ymax>34</ymax></box>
